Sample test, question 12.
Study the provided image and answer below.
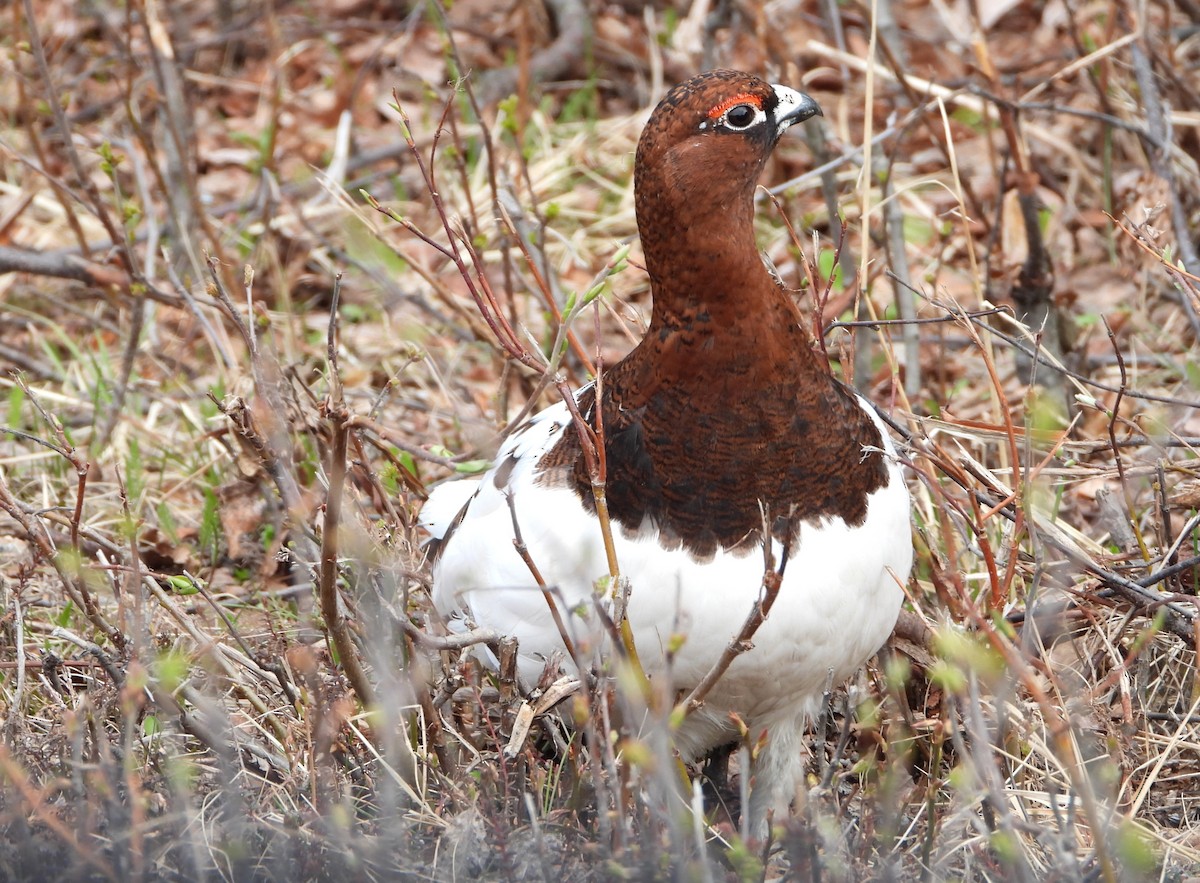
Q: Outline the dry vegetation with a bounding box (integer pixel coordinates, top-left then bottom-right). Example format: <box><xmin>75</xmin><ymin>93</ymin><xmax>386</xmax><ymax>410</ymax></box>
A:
<box><xmin>2</xmin><ymin>0</ymin><xmax>1200</xmax><ymax>880</ymax></box>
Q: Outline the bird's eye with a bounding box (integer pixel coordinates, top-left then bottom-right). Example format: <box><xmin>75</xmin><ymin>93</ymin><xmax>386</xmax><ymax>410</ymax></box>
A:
<box><xmin>725</xmin><ymin>104</ymin><xmax>756</xmax><ymax>129</ymax></box>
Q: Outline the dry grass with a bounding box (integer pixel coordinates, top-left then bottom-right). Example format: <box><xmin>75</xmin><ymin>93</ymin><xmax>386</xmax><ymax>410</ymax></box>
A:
<box><xmin>1</xmin><ymin>1</ymin><xmax>1199</xmax><ymax>880</ymax></box>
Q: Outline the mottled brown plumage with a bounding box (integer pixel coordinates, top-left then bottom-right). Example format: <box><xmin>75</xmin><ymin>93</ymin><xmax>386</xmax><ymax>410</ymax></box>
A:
<box><xmin>541</xmin><ymin>71</ymin><xmax>888</xmax><ymax>558</ymax></box>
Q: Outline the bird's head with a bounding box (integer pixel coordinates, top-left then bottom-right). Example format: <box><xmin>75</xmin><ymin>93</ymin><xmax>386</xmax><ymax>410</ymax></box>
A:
<box><xmin>634</xmin><ymin>70</ymin><xmax>821</xmax><ymax>266</ymax></box>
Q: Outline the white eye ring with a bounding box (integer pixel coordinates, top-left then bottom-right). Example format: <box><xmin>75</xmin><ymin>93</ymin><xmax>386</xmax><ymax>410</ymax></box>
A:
<box><xmin>718</xmin><ymin>103</ymin><xmax>766</xmax><ymax>131</ymax></box>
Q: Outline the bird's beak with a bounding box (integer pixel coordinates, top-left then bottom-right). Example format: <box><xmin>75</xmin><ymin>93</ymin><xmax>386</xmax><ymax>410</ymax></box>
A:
<box><xmin>771</xmin><ymin>84</ymin><xmax>823</xmax><ymax>135</ymax></box>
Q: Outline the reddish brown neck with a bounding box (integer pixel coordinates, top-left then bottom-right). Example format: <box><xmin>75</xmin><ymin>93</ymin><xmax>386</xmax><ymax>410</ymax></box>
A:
<box><xmin>629</xmin><ymin>179</ymin><xmax>822</xmax><ymax>385</ymax></box>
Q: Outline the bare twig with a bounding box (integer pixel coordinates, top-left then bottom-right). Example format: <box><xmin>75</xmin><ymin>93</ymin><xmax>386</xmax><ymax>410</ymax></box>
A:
<box><xmin>317</xmin><ymin>277</ymin><xmax>376</xmax><ymax>710</ymax></box>
<box><xmin>675</xmin><ymin>524</ymin><xmax>788</xmax><ymax>719</ymax></box>
<box><xmin>503</xmin><ymin>492</ymin><xmax>580</xmax><ymax>664</ymax></box>
<box><xmin>0</xmin><ymin>245</ymin><xmax>131</xmax><ymax>288</ymax></box>
<box><xmin>1102</xmin><ymin>317</ymin><xmax>1151</xmax><ymax>560</ymax></box>
<box><xmin>15</xmin><ymin>377</ymin><xmax>89</xmax><ymax>553</ymax></box>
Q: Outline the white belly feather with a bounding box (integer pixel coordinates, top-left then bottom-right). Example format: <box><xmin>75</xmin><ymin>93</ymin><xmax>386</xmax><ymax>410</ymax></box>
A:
<box><xmin>423</xmin><ymin>397</ymin><xmax>912</xmax><ymax>759</ymax></box>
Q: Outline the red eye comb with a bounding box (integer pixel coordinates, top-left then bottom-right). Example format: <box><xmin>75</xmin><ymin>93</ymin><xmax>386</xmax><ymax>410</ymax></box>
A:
<box><xmin>706</xmin><ymin>93</ymin><xmax>762</xmax><ymax>119</ymax></box>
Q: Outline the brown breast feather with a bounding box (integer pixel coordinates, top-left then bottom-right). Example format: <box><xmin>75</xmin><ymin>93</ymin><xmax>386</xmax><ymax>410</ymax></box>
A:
<box><xmin>537</xmin><ymin>70</ymin><xmax>890</xmax><ymax>559</ymax></box>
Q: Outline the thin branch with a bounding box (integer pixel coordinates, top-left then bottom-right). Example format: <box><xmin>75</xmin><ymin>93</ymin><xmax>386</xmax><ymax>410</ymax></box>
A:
<box><xmin>676</xmin><ymin>522</ymin><xmax>789</xmax><ymax>719</ymax></box>
<box><xmin>0</xmin><ymin>245</ymin><xmax>130</xmax><ymax>288</ymax></box>
<box><xmin>504</xmin><ymin>491</ymin><xmax>580</xmax><ymax>664</ymax></box>
<box><xmin>1102</xmin><ymin>317</ymin><xmax>1151</xmax><ymax>560</ymax></box>
<box><xmin>317</xmin><ymin>277</ymin><xmax>376</xmax><ymax>709</ymax></box>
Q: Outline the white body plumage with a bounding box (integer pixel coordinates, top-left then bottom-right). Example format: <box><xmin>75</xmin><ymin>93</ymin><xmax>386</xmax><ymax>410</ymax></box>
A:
<box><xmin>421</xmin><ymin>391</ymin><xmax>912</xmax><ymax>824</ymax></box>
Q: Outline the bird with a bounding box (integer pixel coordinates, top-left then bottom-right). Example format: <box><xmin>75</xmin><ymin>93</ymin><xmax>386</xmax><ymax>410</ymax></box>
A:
<box><xmin>420</xmin><ymin>69</ymin><xmax>913</xmax><ymax>835</ymax></box>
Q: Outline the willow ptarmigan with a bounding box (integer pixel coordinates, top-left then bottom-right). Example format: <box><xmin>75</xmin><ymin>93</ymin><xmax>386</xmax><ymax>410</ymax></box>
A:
<box><xmin>421</xmin><ymin>69</ymin><xmax>913</xmax><ymax>832</ymax></box>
